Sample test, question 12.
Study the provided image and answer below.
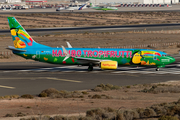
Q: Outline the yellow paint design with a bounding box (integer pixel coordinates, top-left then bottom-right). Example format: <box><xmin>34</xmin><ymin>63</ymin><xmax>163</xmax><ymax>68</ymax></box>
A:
<box><xmin>11</xmin><ymin>29</ymin><xmax>16</xmax><ymax>36</ymax></box>
<box><xmin>13</xmin><ymin>40</ymin><xmax>18</xmax><ymax>48</ymax></box>
<box><xmin>13</xmin><ymin>37</ymin><xmax>26</xmax><ymax>48</ymax></box>
<box><xmin>44</xmin><ymin>57</ymin><xmax>48</xmax><ymax>61</ymax></box>
<box><xmin>150</xmin><ymin>62</ymin><xmax>156</xmax><ymax>65</ymax></box>
<box><xmin>146</xmin><ymin>61</ymin><xmax>150</xmax><ymax>65</ymax></box>
<box><xmin>23</xmin><ymin>54</ymin><xmax>27</xmax><ymax>57</ymax></box>
<box><xmin>141</xmin><ymin>51</ymin><xmax>154</xmax><ymax>55</ymax></box>
<box><xmin>132</xmin><ymin>53</ymin><xmax>142</xmax><ymax>64</ymax></box>
<box><xmin>18</xmin><ymin>30</ymin><xmax>30</xmax><ymax>39</ymax></box>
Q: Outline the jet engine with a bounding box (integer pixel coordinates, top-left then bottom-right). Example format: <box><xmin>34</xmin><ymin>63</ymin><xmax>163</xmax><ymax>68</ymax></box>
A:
<box><xmin>100</xmin><ymin>61</ymin><xmax>118</xmax><ymax>70</ymax></box>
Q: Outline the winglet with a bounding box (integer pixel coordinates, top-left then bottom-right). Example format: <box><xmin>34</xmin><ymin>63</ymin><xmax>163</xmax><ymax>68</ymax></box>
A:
<box><xmin>62</xmin><ymin>46</ymin><xmax>71</xmax><ymax>61</ymax></box>
<box><xmin>66</xmin><ymin>42</ymin><xmax>72</xmax><ymax>48</ymax></box>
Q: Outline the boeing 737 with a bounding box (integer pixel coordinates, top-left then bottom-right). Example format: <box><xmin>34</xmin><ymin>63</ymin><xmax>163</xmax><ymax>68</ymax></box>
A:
<box><xmin>7</xmin><ymin>17</ymin><xmax>175</xmax><ymax>71</ymax></box>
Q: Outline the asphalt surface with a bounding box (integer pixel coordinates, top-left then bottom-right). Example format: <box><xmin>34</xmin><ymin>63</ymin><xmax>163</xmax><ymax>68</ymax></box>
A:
<box><xmin>0</xmin><ymin>55</ymin><xmax>179</xmax><ymax>96</ymax></box>
<box><xmin>1</xmin><ymin>23</ymin><xmax>180</xmax><ymax>36</ymax></box>
<box><xmin>1</xmin><ymin>5</ymin><xmax>180</xmax><ymax>14</ymax></box>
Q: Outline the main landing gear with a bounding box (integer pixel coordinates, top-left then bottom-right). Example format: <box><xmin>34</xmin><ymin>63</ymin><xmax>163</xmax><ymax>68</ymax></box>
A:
<box><xmin>88</xmin><ymin>66</ymin><xmax>93</xmax><ymax>71</ymax></box>
<box><xmin>156</xmin><ymin>68</ymin><xmax>160</xmax><ymax>71</ymax></box>
<box><xmin>88</xmin><ymin>63</ymin><xmax>93</xmax><ymax>71</ymax></box>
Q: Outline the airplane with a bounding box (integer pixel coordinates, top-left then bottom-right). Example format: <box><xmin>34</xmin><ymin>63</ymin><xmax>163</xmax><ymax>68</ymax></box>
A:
<box><xmin>93</xmin><ymin>6</ymin><xmax>118</xmax><ymax>11</ymax></box>
<box><xmin>1</xmin><ymin>7</ymin><xmax>12</xmax><ymax>11</ymax></box>
<box><xmin>90</xmin><ymin>3</ymin><xmax>118</xmax><ymax>11</ymax></box>
<box><xmin>7</xmin><ymin>17</ymin><xmax>175</xmax><ymax>71</ymax></box>
<box><xmin>56</xmin><ymin>7</ymin><xmax>66</xmax><ymax>11</ymax></box>
<box><xmin>65</xmin><ymin>4</ymin><xmax>87</xmax><ymax>12</ymax></box>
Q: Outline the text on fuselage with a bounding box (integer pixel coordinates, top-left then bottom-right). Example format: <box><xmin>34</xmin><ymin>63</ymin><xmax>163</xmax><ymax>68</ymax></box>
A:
<box><xmin>52</xmin><ymin>50</ymin><xmax>132</xmax><ymax>58</ymax></box>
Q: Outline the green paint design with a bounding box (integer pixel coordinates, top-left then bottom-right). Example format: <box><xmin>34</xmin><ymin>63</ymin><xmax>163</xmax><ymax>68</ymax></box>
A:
<box><xmin>54</xmin><ymin>58</ymin><xmax>58</xmax><ymax>62</ymax></box>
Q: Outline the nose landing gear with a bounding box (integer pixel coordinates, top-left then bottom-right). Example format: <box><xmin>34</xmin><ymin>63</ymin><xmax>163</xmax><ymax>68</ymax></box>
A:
<box><xmin>156</xmin><ymin>68</ymin><xmax>160</xmax><ymax>71</ymax></box>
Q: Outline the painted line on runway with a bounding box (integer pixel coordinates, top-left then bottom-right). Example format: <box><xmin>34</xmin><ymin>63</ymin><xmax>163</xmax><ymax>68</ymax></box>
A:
<box><xmin>3</xmin><ymin>69</ymin><xmax>47</xmax><ymax>72</ymax></box>
<box><xmin>54</xmin><ymin>66</ymin><xmax>77</xmax><ymax>69</ymax></box>
<box><xmin>62</xmin><ymin>71</ymin><xmax>74</xmax><ymax>72</ymax></box>
<box><xmin>0</xmin><ymin>78</ymin><xmax>29</xmax><ymax>80</ymax></box>
<box><xmin>111</xmin><ymin>70</ymin><xmax>173</xmax><ymax>74</ymax></box>
<box><xmin>46</xmin><ymin>77</ymin><xmax>82</xmax><ymax>83</ymax></box>
<box><xmin>0</xmin><ymin>85</ymin><xmax>15</xmax><ymax>89</ymax></box>
<box><xmin>169</xmin><ymin>72</ymin><xmax>180</xmax><ymax>74</ymax></box>
<box><xmin>2</xmin><ymin>66</ymin><xmax>77</xmax><ymax>73</ymax></box>
<box><xmin>76</xmin><ymin>71</ymin><xmax>87</xmax><ymax>72</ymax></box>
<box><xmin>165</xmin><ymin>80</ymin><xmax>180</xmax><ymax>82</ymax></box>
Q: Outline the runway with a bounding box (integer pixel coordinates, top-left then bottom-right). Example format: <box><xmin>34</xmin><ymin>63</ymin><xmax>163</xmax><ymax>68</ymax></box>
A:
<box><xmin>0</xmin><ymin>59</ymin><xmax>179</xmax><ymax>96</ymax></box>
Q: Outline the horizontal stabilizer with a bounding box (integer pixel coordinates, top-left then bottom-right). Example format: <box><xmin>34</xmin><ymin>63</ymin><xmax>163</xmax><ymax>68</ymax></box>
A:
<box><xmin>6</xmin><ymin>46</ymin><xmax>26</xmax><ymax>52</ymax></box>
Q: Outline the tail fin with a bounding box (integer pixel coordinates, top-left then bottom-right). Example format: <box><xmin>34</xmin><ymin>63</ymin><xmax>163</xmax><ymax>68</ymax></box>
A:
<box><xmin>78</xmin><ymin>4</ymin><xmax>86</xmax><ymax>10</ymax></box>
<box><xmin>7</xmin><ymin>17</ymin><xmax>49</xmax><ymax>49</ymax></box>
<box><xmin>90</xmin><ymin>3</ymin><xmax>92</xmax><ymax>6</ymax></box>
<box><xmin>90</xmin><ymin>3</ymin><xmax>94</xmax><ymax>7</ymax></box>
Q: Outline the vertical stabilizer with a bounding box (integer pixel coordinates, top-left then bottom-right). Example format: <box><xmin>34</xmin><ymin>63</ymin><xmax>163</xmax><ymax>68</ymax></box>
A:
<box><xmin>7</xmin><ymin>17</ymin><xmax>49</xmax><ymax>49</ymax></box>
<box><xmin>78</xmin><ymin>4</ymin><xmax>86</xmax><ymax>10</ymax></box>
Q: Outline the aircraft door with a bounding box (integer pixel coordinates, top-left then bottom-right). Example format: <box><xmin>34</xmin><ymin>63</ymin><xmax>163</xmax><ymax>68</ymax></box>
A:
<box><xmin>153</xmin><ymin>53</ymin><xmax>157</xmax><ymax>60</ymax></box>
<box><xmin>36</xmin><ymin>51</ymin><xmax>40</xmax><ymax>59</ymax></box>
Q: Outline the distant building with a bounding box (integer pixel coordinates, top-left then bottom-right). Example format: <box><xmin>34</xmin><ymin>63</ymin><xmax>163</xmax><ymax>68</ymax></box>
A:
<box><xmin>0</xmin><ymin>0</ymin><xmax>21</xmax><ymax>3</ymax></box>
<box><xmin>90</xmin><ymin>0</ymin><xmax>179</xmax><ymax>5</ymax></box>
<box><xmin>71</xmin><ymin>0</ymin><xmax>88</xmax><ymax>3</ymax></box>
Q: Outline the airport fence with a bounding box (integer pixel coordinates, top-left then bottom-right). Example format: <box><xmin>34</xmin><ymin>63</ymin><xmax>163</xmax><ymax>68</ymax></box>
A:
<box><xmin>0</xmin><ymin>51</ymin><xmax>13</xmax><ymax>58</ymax></box>
<box><xmin>133</xmin><ymin>30</ymin><xmax>180</xmax><ymax>34</ymax></box>
<box><xmin>104</xmin><ymin>42</ymin><xmax>180</xmax><ymax>49</ymax></box>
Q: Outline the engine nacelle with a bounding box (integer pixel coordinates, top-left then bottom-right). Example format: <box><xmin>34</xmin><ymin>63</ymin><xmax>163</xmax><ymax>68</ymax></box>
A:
<box><xmin>100</xmin><ymin>61</ymin><xmax>118</xmax><ymax>70</ymax></box>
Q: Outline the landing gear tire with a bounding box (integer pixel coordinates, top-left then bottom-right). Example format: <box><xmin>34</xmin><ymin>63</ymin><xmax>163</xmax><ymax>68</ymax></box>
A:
<box><xmin>88</xmin><ymin>66</ymin><xmax>93</xmax><ymax>71</ymax></box>
<box><xmin>156</xmin><ymin>68</ymin><xmax>160</xmax><ymax>71</ymax></box>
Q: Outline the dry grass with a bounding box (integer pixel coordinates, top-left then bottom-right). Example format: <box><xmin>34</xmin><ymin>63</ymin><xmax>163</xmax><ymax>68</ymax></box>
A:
<box><xmin>2</xmin><ymin>83</ymin><xmax>180</xmax><ymax>119</ymax></box>
<box><xmin>20</xmin><ymin>99</ymin><xmax>180</xmax><ymax>120</ymax></box>
<box><xmin>141</xmin><ymin>85</ymin><xmax>180</xmax><ymax>94</ymax></box>
<box><xmin>1</xmin><ymin>12</ymin><xmax>180</xmax><ymax>29</ymax></box>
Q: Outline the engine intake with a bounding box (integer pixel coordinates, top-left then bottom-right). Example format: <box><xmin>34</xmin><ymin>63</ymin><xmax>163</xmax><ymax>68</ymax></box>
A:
<box><xmin>100</xmin><ymin>61</ymin><xmax>118</xmax><ymax>70</ymax></box>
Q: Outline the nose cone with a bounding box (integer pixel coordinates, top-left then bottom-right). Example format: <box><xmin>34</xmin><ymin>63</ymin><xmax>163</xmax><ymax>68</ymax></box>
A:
<box><xmin>169</xmin><ymin>56</ymin><xmax>175</xmax><ymax>63</ymax></box>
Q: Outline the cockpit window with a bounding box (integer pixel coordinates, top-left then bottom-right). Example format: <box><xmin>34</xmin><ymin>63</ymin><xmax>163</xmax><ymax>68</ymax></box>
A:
<box><xmin>162</xmin><ymin>54</ymin><xmax>167</xmax><ymax>56</ymax></box>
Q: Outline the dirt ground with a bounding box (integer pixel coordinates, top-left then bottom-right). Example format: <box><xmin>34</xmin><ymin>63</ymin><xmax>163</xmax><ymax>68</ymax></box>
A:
<box><xmin>1</xmin><ymin>82</ymin><xmax>180</xmax><ymax>119</ymax></box>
